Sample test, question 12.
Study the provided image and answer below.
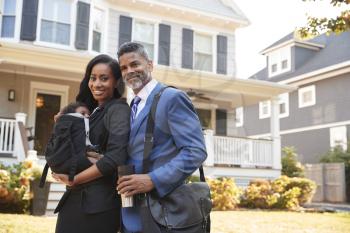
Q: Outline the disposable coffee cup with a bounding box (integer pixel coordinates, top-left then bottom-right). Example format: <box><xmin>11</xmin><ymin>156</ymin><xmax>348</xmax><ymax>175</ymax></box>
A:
<box><xmin>118</xmin><ymin>165</ymin><xmax>135</xmax><ymax>208</ymax></box>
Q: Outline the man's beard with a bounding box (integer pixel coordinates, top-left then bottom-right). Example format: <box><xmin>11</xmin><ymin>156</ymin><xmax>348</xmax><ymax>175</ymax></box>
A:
<box><xmin>124</xmin><ymin>72</ymin><xmax>149</xmax><ymax>90</ymax></box>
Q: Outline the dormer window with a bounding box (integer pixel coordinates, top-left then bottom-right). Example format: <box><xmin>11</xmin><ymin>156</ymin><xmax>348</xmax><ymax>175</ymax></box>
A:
<box><xmin>268</xmin><ymin>46</ymin><xmax>291</xmax><ymax>77</ymax></box>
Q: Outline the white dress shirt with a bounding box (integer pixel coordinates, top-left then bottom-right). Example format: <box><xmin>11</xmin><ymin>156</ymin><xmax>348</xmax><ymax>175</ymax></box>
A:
<box><xmin>132</xmin><ymin>78</ymin><xmax>158</xmax><ymax>119</ymax></box>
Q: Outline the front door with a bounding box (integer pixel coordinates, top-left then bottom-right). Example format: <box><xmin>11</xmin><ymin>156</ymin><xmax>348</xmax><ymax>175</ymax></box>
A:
<box><xmin>34</xmin><ymin>93</ymin><xmax>61</xmax><ymax>154</ymax></box>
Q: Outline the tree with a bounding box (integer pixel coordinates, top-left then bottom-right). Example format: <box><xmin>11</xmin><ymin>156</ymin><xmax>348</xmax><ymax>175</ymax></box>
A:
<box><xmin>298</xmin><ymin>0</ymin><xmax>350</xmax><ymax>38</ymax></box>
<box><xmin>281</xmin><ymin>147</ymin><xmax>305</xmax><ymax>178</ymax></box>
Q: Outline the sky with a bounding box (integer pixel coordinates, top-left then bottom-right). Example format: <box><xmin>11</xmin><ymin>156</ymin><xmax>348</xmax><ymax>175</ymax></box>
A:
<box><xmin>233</xmin><ymin>0</ymin><xmax>348</xmax><ymax>79</ymax></box>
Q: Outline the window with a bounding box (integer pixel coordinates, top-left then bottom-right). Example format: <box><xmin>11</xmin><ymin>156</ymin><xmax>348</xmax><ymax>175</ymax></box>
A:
<box><xmin>330</xmin><ymin>126</ymin><xmax>347</xmax><ymax>151</ymax></box>
<box><xmin>298</xmin><ymin>85</ymin><xmax>316</xmax><ymax>108</ymax></box>
<box><xmin>278</xmin><ymin>93</ymin><xmax>289</xmax><ymax>118</ymax></box>
<box><xmin>194</xmin><ymin>33</ymin><xmax>213</xmax><ymax>72</ymax></box>
<box><xmin>268</xmin><ymin>46</ymin><xmax>291</xmax><ymax>77</ymax></box>
<box><xmin>133</xmin><ymin>20</ymin><xmax>155</xmax><ymax>59</ymax></box>
<box><xmin>1</xmin><ymin>0</ymin><xmax>17</xmax><ymax>38</ymax></box>
<box><xmin>271</xmin><ymin>64</ymin><xmax>277</xmax><ymax>73</ymax></box>
<box><xmin>235</xmin><ymin>107</ymin><xmax>243</xmax><ymax>127</ymax></box>
<box><xmin>40</xmin><ymin>0</ymin><xmax>72</xmax><ymax>45</ymax></box>
<box><xmin>259</xmin><ymin>100</ymin><xmax>271</xmax><ymax>119</ymax></box>
<box><xmin>92</xmin><ymin>8</ymin><xmax>104</xmax><ymax>52</ymax></box>
<box><xmin>281</xmin><ymin>59</ymin><xmax>288</xmax><ymax>69</ymax></box>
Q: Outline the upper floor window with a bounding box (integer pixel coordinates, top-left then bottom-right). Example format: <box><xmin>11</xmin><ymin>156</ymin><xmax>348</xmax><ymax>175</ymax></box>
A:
<box><xmin>1</xmin><ymin>0</ymin><xmax>17</xmax><ymax>38</ymax></box>
<box><xmin>92</xmin><ymin>7</ymin><xmax>104</xmax><ymax>52</ymax></box>
<box><xmin>194</xmin><ymin>33</ymin><xmax>213</xmax><ymax>72</ymax></box>
<box><xmin>259</xmin><ymin>100</ymin><xmax>271</xmax><ymax>119</ymax></box>
<box><xmin>133</xmin><ymin>20</ymin><xmax>155</xmax><ymax>60</ymax></box>
<box><xmin>268</xmin><ymin>46</ymin><xmax>291</xmax><ymax>77</ymax></box>
<box><xmin>40</xmin><ymin>0</ymin><xmax>72</xmax><ymax>45</ymax></box>
<box><xmin>235</xmin><ymin>107</ymin><xmax>243</xmax><ymax>127</ymax></box>
<box><xmin>298</xmin><ymin>85</ymin><xmax>316</xmax><ymax>108</ymax></box>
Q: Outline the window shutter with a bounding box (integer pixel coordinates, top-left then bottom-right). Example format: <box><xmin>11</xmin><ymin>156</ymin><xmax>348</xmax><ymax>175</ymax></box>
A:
<box><xmin>217</xmin><ymin>35</ymin><xmax>227</xmax><ymax>74</ymax></box>
<box><xmin>158</xmin><ymin>24</ymin><xmax>171</xmax><ymax>66</ymax></box>
<box><xmin>182</xmin><ymin>28</ymin><xmax>193</xmax><ymax>69</ymax></box>
<box><xmin>20</xmin><ymin>0</ymin><xmax>39</xmax><ymax>41</ymax></box>
<box><xmin>75</xmin><ymin>1</ymin><xmax>90</xmax><ymax>50</ymax></box>
<box><xmin>119</xmin><ymin>16</ymin><xmax>132</xmax><ymax>48</ymax></box>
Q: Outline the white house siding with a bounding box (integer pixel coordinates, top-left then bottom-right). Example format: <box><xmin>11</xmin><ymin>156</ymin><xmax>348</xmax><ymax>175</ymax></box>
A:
<box><xmin>107</xmin><ymin>9</ymin><xmax>122</xmax><ymax>57</ymax></box>
<box><xmin>226</xmin><ymin>109</ymin><xmax>237</xmax><ymax>136</ymax></box>
<box><xmin>0</xmin><ymin>73</ymin><xmax>21</xmax><ymax>118</ymax></box>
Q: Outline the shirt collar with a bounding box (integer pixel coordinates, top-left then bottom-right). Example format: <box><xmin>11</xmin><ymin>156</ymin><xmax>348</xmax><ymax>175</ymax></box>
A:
<box><xmin>133</xmin><ymin>79</ymin><xmax>158</xmax><ymax>101</ymax></box>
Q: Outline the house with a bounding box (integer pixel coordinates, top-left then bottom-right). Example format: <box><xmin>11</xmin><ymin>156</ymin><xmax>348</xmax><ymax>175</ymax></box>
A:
<box><xmin>239</xmin><ymin>31</ymin><xmax>350</xmax><ymax>164</ymax></box>
<box><xmin>0</xmin><ymin>0</ymin><xmax>294</xmax><ymax>187</ymax></box>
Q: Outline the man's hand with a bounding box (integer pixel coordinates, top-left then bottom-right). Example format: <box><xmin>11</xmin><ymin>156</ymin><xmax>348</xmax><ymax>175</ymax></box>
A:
<box><xmin>52</xmin><ymin>173</ymin><xmax>74</xmax><ymax>187</ymax></box>
<box><xmin>117</xmin><ymin>174</ymin><xmax>154</xmax><ymax>197</ymax></box>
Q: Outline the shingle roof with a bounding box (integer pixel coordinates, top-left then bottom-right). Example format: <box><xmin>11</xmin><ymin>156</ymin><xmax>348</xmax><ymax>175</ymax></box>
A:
<box><xmin>153</xmin><ymin>0</ymin><xmax>249</xmax><ymax>22</ymax></box>
<box><xmin>249</xmin><ymin>31</ymin><xmax>350</xmax><ymax>82</ymax></box>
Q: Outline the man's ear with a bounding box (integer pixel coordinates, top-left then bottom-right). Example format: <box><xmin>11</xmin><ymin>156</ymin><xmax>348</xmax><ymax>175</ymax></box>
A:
<box><xmin>148</xmin><ymin>60</ymin><xmax>153</xmax><ymax>72</ymax></box>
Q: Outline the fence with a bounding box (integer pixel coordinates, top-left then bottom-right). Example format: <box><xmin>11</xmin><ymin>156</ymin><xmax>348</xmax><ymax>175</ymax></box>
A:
<box><xmin>0</xmin><ymin>118</ymin><xmax>16</xmax><ymax>154</ymax></box>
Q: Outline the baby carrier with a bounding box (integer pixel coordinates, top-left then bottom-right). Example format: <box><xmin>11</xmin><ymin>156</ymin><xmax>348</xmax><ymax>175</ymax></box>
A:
<box><xmin>39</xmin><ymin>113</ymin><xmax>95</xmax><ymax>188</ymax></box>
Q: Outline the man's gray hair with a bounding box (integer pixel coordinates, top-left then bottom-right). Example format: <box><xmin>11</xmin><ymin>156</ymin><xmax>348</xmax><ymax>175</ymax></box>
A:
<box><xmin>117</xmin><ymin>42</ymin><xmax>150</xmax><ymax>61</ymax></box>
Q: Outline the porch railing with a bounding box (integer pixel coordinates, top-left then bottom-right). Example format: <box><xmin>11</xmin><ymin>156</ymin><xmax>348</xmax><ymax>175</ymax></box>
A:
<box><xmin>0</xmin><ymin>118</ymin><xmax>16</xmax><ymax>154</ymax></box>
<box><xmin>213</xmin><ymin>136</ymin><xmax>273</xmax><ymax>167</ymax></box>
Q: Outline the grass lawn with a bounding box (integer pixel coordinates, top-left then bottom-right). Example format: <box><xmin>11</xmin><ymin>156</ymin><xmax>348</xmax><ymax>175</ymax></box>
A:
<box><xmin>0</xmin><ymin>210</ymin><xmax>349</xmax><ymax>233</ymax></box>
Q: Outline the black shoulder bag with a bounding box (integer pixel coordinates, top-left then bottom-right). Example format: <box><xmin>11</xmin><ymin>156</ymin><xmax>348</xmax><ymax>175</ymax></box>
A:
<box><xmin>139</xmin><ymin>87</ymin><xmax>212</xmax><ymax>233</ymax></box>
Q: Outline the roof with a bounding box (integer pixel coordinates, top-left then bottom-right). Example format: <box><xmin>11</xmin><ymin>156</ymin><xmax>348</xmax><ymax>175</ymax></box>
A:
<box><xmin>250</xmin><ymin>31</ymin><xmax>350</xmax><ymax>82</ymax></box>
<box><xmin>152</xmin><ymin>0</ymin><xmax>249</xmax><ymax>23</ymax></box>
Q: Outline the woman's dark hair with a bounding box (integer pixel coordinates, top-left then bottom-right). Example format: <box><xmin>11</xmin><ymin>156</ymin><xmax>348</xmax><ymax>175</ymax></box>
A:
<box><xmin>61</xmin><ymin>102</ymin><xmax>89</xmax><ymax>114</ymax></box>
<box><xmin>76</xmin><ymin>54</ymin><xmax>124</xmax><ymax>112</ymax></box>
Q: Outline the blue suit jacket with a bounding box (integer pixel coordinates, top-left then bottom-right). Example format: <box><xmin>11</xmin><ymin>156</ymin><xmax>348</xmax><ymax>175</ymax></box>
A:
<box><xmin>122</xmin><ymin>83</ymin><xmax>207</xmax><ymax>232</ymax></box>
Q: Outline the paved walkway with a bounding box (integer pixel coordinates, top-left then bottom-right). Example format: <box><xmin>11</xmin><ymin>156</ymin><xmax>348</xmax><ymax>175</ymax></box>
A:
<box><xmin>304</xmin><ymin>202</ymin><xmax>350</xmax><ymax>212</ymax></box>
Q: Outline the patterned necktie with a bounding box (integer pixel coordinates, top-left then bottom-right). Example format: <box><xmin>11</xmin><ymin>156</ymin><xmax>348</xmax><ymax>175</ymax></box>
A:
<box><xmin>130</xmin><ymin>96</ymin><xmax>141</xmax><ymax>125</ymax></box>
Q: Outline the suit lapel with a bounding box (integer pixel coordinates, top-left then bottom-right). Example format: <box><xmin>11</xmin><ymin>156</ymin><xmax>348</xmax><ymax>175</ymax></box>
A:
<box><xmin>130</xmin><ymin>83</ymin><xmax>164</xmax><ymax>143</ymax></box>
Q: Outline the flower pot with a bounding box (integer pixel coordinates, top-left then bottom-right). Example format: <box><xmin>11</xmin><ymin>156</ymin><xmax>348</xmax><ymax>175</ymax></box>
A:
<box><xmin>30</xmin><ymin>179</ymin><xmax>51</xmax><ymax>216</ymax></box>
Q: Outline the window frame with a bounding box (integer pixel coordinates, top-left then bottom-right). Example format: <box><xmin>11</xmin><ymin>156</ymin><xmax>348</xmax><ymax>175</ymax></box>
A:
<box><xmin>36</xmin><ymin>0</ymin><xmax>76</xmax><ymax>49</ymax></box>
<box><xmin>330</xmin><ymin>126</ymin><xmax>348</xmax><ymax>151</ymax></box>
<box><xmin>0</xmin><ymin>0</ymin><xmax>22</xmax><ymax>41</ymax></box>
<box><xmin>259</xmin><ymin>100</ymin><xmax>271</xmax><ymax>119</ymax></box>
<box><xmin>132</xmin><ymin>17</ymin><xmax>158</xmax><ymax>63</ymax></box>
<box><xmin>90</xmin><ymin>5</ymin><xmax>105</xmax><ymax>53</ymax></box>
<box><xmin>268</xmin><ymin>46</ymin><xmax>291</xmax><ymax>77</ymax></box>
<box><xmin>278</xmin><ymin>93</ymin><xmax>289</xmax><ymax>118</ymax></box>
<box><xmin>298</xmin><ymin>85</ymin><xmax>316</xmax><ymax>108</ymax></box>
<box><xmin>193</xmin><ymin>32</ymin><xmax>214</xmax><ymax>72</ymax></box>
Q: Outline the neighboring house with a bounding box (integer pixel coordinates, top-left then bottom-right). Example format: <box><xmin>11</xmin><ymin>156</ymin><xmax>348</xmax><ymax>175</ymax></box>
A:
<box><xmin>239</xmin><ymin>31</ymin><xmax>350</xmax><ymax>164</ymax></box>
<box><xmin>0</xmin><ymin>0</ymin><xmax>293</xmax><ymax>185</ymax></box>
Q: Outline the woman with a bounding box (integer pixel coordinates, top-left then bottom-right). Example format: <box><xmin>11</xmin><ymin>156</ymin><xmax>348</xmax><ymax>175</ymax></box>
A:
<box><xmin>53</xmin><ymin>54</ymin><xmax>130</xmax><ymax>233</ymax></box>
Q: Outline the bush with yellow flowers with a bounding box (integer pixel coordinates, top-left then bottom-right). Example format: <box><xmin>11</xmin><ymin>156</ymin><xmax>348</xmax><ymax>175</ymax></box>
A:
<box><xmin>0</xmin><ymin>160</ymin><xmax>44</xmax><ymax>213</ymax></box>
<box><xmin>207</xmin><ymin>177</ymin><xmax>242</xmax><ymax>211</ymax></box>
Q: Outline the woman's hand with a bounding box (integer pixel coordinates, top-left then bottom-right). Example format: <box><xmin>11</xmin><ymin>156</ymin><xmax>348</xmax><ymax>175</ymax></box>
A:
<box><xmin>52</xmin><ymin>173</ymin><xmax>74</xmax><ymax>187</ymax></box>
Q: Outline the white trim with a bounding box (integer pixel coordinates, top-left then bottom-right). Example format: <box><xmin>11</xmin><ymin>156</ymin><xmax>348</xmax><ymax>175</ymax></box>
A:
<box><xmin>250</xmin><ymin>120</ymin><xmax>350</xmax><ymax>138</ymax></box>
<box><xmin>268</xmin><ymin>45</ymin><xmax>291</xmax><ymax>78</ymax></box>
<box><xmin>298</xmin><ymin>85</ymin><xmax>316</xmax><ymax>108</ymax></box>
<box><xmin>90</xmin><ymin>5</ymin><xmax>106</xmax><ymax>53</ymax></box>
<box><xmin>193</xmin><ymin>32</ymin><xmax>215</xmax><ymax>73</ymax></box>
<box><xmin>279</xmin><ymin>60</ymin><xmax>350</xmax><ymax>85</ymax></box>
<box><xmin>259</xmin><ymin>100</ymin><xmax>271</xmax><ymax>119</ymax></box>
<box><xmin>0</xmin><ymin>0</ymin><xmax>22</xmax><ymax>41</ymax></box>
<box><xmin>261</xmin><ymin>38</ymin><xmax>324</xmax><ymax>55</ymax></box>
<box><xmin>28</xmin><ymin>82</ymin><xmax>70</xmax><ymax>136</ymax></box>
<box><xmin>235</xmin><ymin>106</ymin><xmax>243</xmax><ymax>127</ymax></box>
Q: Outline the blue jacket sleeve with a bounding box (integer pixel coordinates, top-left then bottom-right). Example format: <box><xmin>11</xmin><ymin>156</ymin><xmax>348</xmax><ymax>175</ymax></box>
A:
<box><xmin>149</xmin><ymin>91</ymin><xmax>207</xmax><ymax>197</ymax></box>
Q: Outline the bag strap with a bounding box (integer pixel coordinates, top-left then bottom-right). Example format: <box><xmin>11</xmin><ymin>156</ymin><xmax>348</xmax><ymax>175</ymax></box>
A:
<box><xmin>142</xmin><ymin>86</ymin><xmax>206</xmax><ymax>182</ymax></box>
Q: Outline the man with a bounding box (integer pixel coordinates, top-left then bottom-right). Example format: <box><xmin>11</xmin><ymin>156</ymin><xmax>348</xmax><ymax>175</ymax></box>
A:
<box><xmin>116</xmin><ymin>42</ymin><xmax>207</xmax><ymax>233</ymax></box>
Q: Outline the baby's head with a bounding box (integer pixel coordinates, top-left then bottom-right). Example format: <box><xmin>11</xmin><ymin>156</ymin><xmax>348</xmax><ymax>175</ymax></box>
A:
<box><xmin>61</xmin><ymin>102</ymin><xmax>90</xmax><ymax>117</ymax></box>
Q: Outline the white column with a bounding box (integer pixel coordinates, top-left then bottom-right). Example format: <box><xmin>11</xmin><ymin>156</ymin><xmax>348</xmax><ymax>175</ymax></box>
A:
<box><xmin>203</xmin><ymin>129</ymin><xmax>215</xmax><ymax>166</ymax></box>
<box><xmin>270</xmin><ymin>97</ymin><xmax>281</xmax><ymax>170</ymax></box>
<box><xmin>14</xmin><ymin>113</ymin><xmax>27</xmax><ymax>161</ymax></box>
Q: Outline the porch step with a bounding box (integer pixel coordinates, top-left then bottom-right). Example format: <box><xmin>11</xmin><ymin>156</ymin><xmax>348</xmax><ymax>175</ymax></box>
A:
<box><xmin>45</xmin><ymin>182</ymin><xmax>65</xmax><ymax>216</ymax></box>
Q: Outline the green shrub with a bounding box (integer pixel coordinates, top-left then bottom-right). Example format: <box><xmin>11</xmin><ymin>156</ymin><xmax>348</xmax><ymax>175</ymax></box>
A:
<box><xmin>208</xmin><ymin>177</ymin><xmax>242</xmax><ymax>210</ymax></box>
<box><xmin>282</xmin><ymin>147</ymin><xmax>305</xmax><ymax>178</ymax></box>
<box><xmin>320</xmin><ymin>143</ymin><xmax>350</xmax><ymax>201</ymax></box>
<box><xmin>240</xmin><ymin>176</ymin><xmax>316</xmax><ymax>210</ymax></box>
